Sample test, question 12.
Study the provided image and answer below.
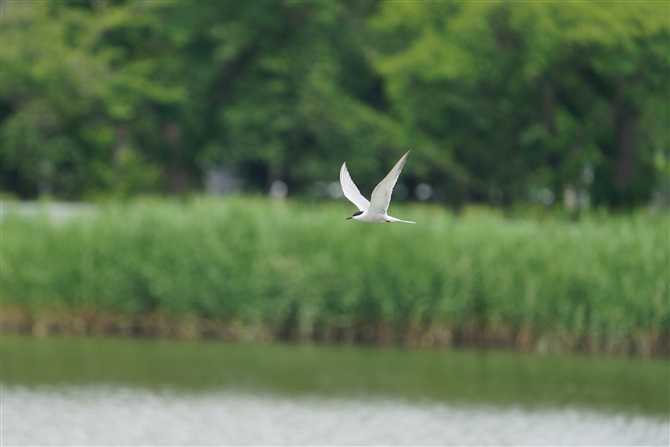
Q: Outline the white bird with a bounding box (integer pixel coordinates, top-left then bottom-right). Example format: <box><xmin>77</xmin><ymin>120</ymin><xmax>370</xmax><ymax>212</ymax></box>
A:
<box><xmin>340</xmin><ymin>151</ymin><xmax>415</xmax><ymax>224</ymax></box>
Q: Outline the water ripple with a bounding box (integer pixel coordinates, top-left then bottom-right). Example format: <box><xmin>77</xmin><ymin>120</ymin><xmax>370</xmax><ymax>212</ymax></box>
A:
<box><xmin>3</xmin><ymin>384</ymin><xmax>668</xmax><ymax>446</ymax></box>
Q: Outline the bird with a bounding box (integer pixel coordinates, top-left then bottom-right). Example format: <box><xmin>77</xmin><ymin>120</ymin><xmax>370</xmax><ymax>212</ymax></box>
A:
<box><xmin>340</xmin><ymin>151</ymin><xmax>415</xmax><ymax>223</ymax></box>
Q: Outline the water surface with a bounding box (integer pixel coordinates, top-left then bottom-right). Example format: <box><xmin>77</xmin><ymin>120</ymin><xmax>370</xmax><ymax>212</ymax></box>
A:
<box><xmin>3</xmin><ymin>336</ymin><xmax>668</xmax><ymax>445</ymax></box>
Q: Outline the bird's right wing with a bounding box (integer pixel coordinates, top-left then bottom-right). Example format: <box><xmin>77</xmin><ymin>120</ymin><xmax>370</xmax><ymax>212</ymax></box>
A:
<box><xmin>368</xmin><ymin>151</ymin><xmax>410</xmax><ymax>216</ymax></box>
<box><xmin>340</xmin><ymin>162</ymin><xmax>370</xmax><ymax>212</ymax></box>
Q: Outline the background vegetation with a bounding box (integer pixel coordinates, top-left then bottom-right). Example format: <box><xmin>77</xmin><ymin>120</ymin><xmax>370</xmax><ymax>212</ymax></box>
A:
<box><xmin>2</xmin><ymin>1</ymin><xmax>668</xmax><ymax>208</ymax></box>
<box><xmin>3</xmin><ymin>198</ymin><xmax>668</xmax><ymax>355</ymax></box>
<box><xmin>2</xmin><ymin>2</ymin><xmax>668</xmax><ymax>356</ymax></box>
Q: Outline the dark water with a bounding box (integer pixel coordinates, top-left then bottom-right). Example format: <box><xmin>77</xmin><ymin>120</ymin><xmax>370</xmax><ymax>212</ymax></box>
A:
<box><xmin>3</xmin><ymin>336</ymin><xmax>668</xmax><ymax>445</ymax></box>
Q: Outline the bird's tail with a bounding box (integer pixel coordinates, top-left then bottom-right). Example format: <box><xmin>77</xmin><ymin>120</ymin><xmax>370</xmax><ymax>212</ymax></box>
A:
<box><xmin>387</xmin><ymin>217</ymin><xmax>416</xmax><ymax>224</ymax></box>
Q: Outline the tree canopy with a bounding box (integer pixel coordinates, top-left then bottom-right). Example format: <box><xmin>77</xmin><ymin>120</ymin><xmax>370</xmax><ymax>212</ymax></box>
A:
<box><xmin>2</xmin><ymin>0</ymin><xmax>668</xmax><ymax>208</ymax></box>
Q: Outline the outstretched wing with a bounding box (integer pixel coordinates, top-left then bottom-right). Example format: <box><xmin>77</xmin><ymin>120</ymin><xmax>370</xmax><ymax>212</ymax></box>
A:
<box><xmin>340</xmin><ymin>162</ymin><xmax>370</xmax><ymax>212</ymax></box>
<box><xmin>368</xmin><ymin>151</ymin><xmax>410</xmax><ymax>216</ymax></box>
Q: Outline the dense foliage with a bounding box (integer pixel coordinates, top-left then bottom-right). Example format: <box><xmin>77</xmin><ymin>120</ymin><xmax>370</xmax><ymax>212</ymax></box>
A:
<box><xmin>1</xmin><ymin>1</ymin><xmax>668</xmax><ymax>208</ymax></box>
<box><xmin>3</xmin><ymin>198</ymin><xmax>668</xmax><ymax>354</ymax></box>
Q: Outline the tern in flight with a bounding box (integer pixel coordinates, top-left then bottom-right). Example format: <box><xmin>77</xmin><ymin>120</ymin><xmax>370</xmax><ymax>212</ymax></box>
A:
<box><xmin>340</xmin><ymin>151</ymin><xmax>415</xmax><ymax>224</ymax></box>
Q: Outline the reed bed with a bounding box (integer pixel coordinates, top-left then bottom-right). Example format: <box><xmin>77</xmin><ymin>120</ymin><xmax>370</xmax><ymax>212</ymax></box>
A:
<box><xmin>2</xmin><ymin>197</ymin><xmax>668</xmax><ymax>356</ymax></box>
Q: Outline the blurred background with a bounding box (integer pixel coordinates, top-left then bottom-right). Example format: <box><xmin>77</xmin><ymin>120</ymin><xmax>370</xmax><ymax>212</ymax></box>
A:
<box><xmin>2</xmin><ymin>1</ymin><xmax>669</xmax><ymax>445</ymax></box>
<box><xmin>1</xmin><ymin>1</ymin><xmax>668</xmax><ymax>208</ymax></box>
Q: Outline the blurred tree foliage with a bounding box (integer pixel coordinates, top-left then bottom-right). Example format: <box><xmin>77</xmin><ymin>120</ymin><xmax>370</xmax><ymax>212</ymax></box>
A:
<box><xmin>372</xmin><ymin>1</ymin><xmax>669</xmax><ymax>208</ymax></box>
<box><xmin>1</xmin><ymin>0</ymin><xmax>667</xmax><ymax>208</ymax></box>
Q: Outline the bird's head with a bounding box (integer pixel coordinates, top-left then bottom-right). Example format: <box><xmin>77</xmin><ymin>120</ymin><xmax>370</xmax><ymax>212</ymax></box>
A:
<box><xmin>346</xmin><ymin>211</ymin><xmax>364</xmax><ymax>220</ymax></box>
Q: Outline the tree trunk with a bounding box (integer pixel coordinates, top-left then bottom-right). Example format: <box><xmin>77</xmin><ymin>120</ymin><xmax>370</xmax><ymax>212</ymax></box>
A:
<box><xmin>543</xmin><ymin>82</ymin><xmax>557</xmax><ymax>137</ymax></box>
<box><xmin>613</xmin><ymin>110</ymin><xmax>639</xmax><ymax>187</ymax></box>
<box><xmin>163</xmin><ymin>122</ymin><xmax>191</xmax><ymax>194</ymax></box>
<box><xmin>113</xmin><ymin>124</ymin><xmax>129</xmax><ymax>188</ymax></box>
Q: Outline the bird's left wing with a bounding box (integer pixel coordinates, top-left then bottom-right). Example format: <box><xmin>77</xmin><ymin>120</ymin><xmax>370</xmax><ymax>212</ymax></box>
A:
<box><xmin>340</xmin><ymin>162</ymin><xmax>370</xmax><ymax>212</ymax></box>
<box><xmin>368</xmin><ymin>151</ymin><xmax>410</xmax><ymax>216</ymax></box>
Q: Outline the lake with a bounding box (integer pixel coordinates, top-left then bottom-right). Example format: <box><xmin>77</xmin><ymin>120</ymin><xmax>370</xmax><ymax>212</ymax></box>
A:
<box><xmin>3</xmin><ymin>336</ymin><xmax>668</xmax><ymax>445</ymax></box>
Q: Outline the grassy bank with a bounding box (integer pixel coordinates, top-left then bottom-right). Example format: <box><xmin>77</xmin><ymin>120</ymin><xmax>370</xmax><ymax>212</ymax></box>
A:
<box><xmin>2</xmin><ymin>197</ymin><xmax>668</xmax><ymax>356</ymax></box>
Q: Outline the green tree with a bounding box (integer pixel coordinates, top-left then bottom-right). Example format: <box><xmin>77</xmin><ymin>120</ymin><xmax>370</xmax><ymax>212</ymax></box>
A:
<box><xmin>371</xmin><ymin>1</ymin><xmax>669</xmax><ymax>207</ymax></box>
<box><xmin>2</xmin><ymin>1</ymin><xmax>415</xmax><ymax>198</ymax></box>
<box><xmin>194</xmin><ymin>1</ymin><xmax>412</xmax><ymax>194</ymax></box>
<box><xmin>1</xmin><ymin>1</ymin><xmax>182</xmax><ymax>198</ymax></box>
<box><xmin>3</xmin><ymin>0</ymin><xmax>666</xmax><ymax>208</ymax></box>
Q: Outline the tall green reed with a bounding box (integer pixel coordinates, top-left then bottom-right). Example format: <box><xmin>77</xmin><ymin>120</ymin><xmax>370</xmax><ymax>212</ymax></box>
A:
<box><xmin>2</xmin><ymin>197</ymin><xmax>668</xmax><ymax>344</ymax></box>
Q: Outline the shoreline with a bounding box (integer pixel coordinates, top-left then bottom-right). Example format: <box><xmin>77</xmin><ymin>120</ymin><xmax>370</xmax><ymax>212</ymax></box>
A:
<box><xmin>3</xmin><ymin>307</ymin><xmax>667</xmax><ymax>358</ymax></box>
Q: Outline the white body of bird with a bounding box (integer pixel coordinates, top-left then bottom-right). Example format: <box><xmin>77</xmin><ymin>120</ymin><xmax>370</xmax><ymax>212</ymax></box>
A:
<box><xmin>340</xmin><ymin>151</ymin><xmax>415</xmax><ymax>224</ymax></box>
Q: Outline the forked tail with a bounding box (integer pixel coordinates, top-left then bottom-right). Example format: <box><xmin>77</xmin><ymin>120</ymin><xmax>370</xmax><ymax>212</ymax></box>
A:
<box><xmin>387</xmin><ymin>216</ymin><xmax>416</xmax><ymax>224</ymax></box>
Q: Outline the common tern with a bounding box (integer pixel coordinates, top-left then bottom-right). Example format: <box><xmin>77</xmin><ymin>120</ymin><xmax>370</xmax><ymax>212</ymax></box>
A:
<box><xmin>340</xmin><ymin>151</ymin><xmax>415</xmax><ymax>223</ymax></box>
